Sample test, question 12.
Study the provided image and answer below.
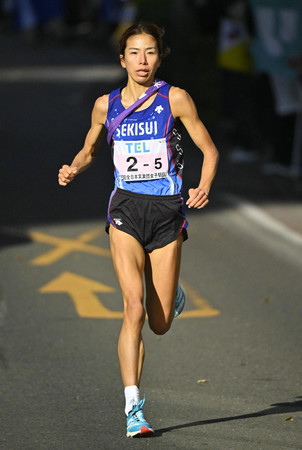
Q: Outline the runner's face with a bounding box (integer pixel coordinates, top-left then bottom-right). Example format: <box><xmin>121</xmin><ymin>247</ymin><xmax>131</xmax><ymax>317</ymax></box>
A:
<box><xmin>120</xmin><ymin>33</ymin><xmax>161</xmax><ymax>84</ymax></box>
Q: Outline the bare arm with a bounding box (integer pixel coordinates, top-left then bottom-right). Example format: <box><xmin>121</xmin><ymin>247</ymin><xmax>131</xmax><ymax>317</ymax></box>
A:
<box><xmin>58</xmin><ymin>94</ymin><xmax>109</xmax><ymax>186</ymax></box>
<box><xmin>170</xmin><ymin>87</ymin><xmax>219</xmax><ymax>209</ymax></box>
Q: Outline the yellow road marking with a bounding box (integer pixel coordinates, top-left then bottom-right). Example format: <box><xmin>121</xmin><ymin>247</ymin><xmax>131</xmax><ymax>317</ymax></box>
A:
<box><xmin>40</xmin><ymin>271</ymin><xmax>123</xmax><ymax>318</ymax></box>
<box><xmin>29</xmin><ymin>227</ymin><xmax>111</xmax><ymax>265</ymax></box>
<box><xmin>179</xmin><ymin>280</ymin><xmax>220</xmax><ymax>318</ymax></box>
<box><xmin>40</xmin><ymin>272</ymin><xmax>219</xmax><ymax>319</ymax></box>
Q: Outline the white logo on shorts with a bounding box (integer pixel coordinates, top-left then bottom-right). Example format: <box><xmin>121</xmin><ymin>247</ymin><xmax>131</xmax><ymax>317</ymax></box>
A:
<box><xmin>113</xmin><ymin>218</ymin><xmax>123</xmax><ymax>226</ymax></box>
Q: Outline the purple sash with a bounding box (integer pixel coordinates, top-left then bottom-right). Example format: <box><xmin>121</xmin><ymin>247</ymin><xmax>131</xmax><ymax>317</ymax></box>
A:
<box><xmin>107</xmin><ymin>80</ymin><xmax>167</xmax><ymax>145</ymax></box>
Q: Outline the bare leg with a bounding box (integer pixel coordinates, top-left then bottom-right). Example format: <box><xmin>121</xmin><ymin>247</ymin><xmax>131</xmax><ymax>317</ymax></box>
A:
<box><xmin>137</xmin><ymin>337</ymin><xmax>145</xmax><ymax>387</ymax></box>
<box><xmin>145</xmin><ymin>235</ymin><xmax>183</xmax><ymax>335</ymax></box>
<box><xmin>109</xmin><ymin>226</ymin><xmax>146</xmax><ymax>387</ymax></box>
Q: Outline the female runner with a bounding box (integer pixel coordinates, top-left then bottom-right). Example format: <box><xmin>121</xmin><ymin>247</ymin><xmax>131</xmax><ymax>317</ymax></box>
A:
<box><xmin>58</xmin><ymin>23</ymin><xmax>219</xmax><ymax>438</ymax></box>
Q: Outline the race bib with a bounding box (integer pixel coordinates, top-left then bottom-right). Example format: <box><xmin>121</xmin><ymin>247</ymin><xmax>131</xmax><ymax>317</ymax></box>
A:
<box><xmin>114</xmin><ymin>138</ymin><xmax>168</xmax><ymax>181</ymax></box>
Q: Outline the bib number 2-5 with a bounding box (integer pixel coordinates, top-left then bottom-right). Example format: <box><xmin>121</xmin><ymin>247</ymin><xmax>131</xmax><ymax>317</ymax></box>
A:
<box><xmin>114</xmin><ymin>139</ymin><xmax>168</xmax><ymax>181</ymax></box>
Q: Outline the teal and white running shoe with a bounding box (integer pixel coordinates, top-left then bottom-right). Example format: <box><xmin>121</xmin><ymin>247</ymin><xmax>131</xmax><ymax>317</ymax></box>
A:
<box><xmin>174</xmin><ymin>283</ymin><xmax>186</xmax><ymax>318</ymax></box>
<box><xmin>126</xmin><ymin>398</ymin><xmax>154</xmax><ymax>438</ymax></box>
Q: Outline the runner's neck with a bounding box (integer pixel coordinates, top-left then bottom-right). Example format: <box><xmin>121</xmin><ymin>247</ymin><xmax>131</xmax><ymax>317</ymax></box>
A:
<box><xmin>122</xmin><ymin>79</ymin><xmax>155</xmax><ymax>105</ymax></box>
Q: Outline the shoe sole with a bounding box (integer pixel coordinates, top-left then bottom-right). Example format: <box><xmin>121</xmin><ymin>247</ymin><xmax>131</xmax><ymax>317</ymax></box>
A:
<box><xmin>127</xmin><ymin>426</ymin><xmax>154</xmax><ymax>438</ymax></box>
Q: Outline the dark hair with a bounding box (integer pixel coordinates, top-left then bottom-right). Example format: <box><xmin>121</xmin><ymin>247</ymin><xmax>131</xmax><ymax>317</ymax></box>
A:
<box><xmin>119</xmin><ymin>23</ymin><xmax>170</xmax><ymax>59</ymax></box>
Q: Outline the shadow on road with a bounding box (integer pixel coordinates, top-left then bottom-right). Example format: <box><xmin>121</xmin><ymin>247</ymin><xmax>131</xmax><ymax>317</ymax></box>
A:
<box><xmin>0</xmin><ymin>229</ymin><xmax>32</xmax><ymax>249</ymax></box>
<box><xmin>155</xmin><ymin>397</ymin><xmax>302</xmax><ymax>436</ymax></box>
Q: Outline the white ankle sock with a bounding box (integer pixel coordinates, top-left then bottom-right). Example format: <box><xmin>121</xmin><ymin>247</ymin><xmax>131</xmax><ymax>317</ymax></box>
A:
<box><xmin>124</xmin><ymin>385</ymin><xmax>140</xmax><ymax>416</ymax></box>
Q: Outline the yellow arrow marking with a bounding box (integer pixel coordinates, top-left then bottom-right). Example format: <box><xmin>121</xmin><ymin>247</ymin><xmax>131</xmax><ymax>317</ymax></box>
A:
<box><xmin>29</xmin><ymin>227</ymin><xmax>111</xmax><ymax>265</ymax></box>
<box><xmin>40</xmin><ymin>271</ymin><xmax>123</xmax><ymax>318</ymax></box>
<box><xmin>40</xmin><ymin>272</ymin><xmax>219</xmax><ymax>320</ymax></box>
<box><xmin>179</xmin><ymin>280</ymin><xmax>220</xmax><ymax>318</ymax></box>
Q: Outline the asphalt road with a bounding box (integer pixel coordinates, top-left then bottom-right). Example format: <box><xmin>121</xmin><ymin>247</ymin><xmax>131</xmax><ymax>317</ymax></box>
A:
<box><xmin>0</xmin><ymin>32</ymin><xmax>301</xmax><ymax>450</ymax></box>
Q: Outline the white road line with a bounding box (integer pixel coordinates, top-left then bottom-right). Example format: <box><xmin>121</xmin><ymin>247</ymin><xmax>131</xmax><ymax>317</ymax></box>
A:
<box><xmin>0</xmin><ymin>65</ymin><xmax>124</xmax><ymax>82</ymax></box>
<box><xmin>223</xmin><ymin>193</ymin><xmax>302</xmax><ymax>247</ymax></box>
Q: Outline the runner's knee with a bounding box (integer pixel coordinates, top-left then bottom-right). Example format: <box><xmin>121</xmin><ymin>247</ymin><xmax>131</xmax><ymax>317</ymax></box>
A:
<box><xmin>148</xmin><ymin>317</ymin><xmax>172</xmax><ymax>335</ymax></box>
<box><xmin>123</xmin><ymin>297</ymin><xmax>146</xmax><ymax>327</ymax></box>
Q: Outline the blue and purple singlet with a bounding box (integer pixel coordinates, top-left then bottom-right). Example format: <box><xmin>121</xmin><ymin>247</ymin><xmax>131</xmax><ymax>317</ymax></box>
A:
<box><xmin>105</xmin><ymin>83</ymin><xmax>184</xmax><ymax>196</ymax></box>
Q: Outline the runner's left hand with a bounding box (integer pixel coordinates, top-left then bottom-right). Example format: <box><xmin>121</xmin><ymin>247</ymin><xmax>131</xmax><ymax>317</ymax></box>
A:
<box><xmin>186</xmin><ymin>187</ymin><xmax>209</xmax><ymax>209</ymax></box>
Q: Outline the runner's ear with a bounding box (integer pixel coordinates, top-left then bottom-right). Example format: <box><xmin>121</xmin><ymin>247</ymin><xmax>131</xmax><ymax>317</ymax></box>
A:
<box><xmin>120</xmin><ymin>55</ymin><xmax>126</xmax><ymax>69</ymax></box>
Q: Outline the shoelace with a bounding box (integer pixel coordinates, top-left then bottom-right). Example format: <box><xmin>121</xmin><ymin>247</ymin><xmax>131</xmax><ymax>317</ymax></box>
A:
<box><xmin>130</xmin><ymin>410</ymin><xmax>144</xmax><ymax>423</ymax></box>
<box><xmin>128</xmin><ymin>397</ymin><xmax>146</xmax><ymax>423</ymax></box>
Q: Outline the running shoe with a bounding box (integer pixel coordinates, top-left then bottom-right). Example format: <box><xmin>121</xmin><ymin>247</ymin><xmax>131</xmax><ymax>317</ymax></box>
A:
<box><xmin>174</xmin><ymin>283</ymin><xmax>186</xmax><ymax>318</ymax></box>
<box><xmin>126</xmin><ymin>397</ymin><xmax>154</xmax><ymax>438</ymax></box>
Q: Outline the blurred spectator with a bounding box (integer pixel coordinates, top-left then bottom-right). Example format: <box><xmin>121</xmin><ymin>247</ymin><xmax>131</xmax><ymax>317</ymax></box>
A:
<box><xmin>249</xmin><ymin>0</ymin><xmax>302</xmax><ymax>175</ymax></box>
<box><xmin>98</xmin><ymin>0</ymin><xmax>136</xmax><ymax>47</ymax></box>
<box><xmin>187</xmin><ymin>1</ymin><xmax>260</xmax><ymax>163</ymax></box>
<box><xmin>5</xmin><ymin>0</ymin><xmax>136</xmax><ymax>46</ymax></box>
<box><xmin>14</xmin><ymin>0</ymin><xmax>38</xmax><ymax>34</ymax></box>
<box><xmin>216</xmin><ymin>0</ymin><xmax>260</xmax><ymax>164</ymax></box>
<box><xmin>13</xmin><ymin>0</ymin><xmax>66</xmax><ymax>42</ymax></box>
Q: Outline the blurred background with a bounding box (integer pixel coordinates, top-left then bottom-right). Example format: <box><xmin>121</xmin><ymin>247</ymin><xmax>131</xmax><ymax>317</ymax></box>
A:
<box><xmin>1</xmin><ymin>0</ymin><xmax>302</xmax><ymax>178</ymax></box>
<box><xmin>0</xmin><ymin>0</ymin><xmax>302</xmax><ymax>229</ymax></box>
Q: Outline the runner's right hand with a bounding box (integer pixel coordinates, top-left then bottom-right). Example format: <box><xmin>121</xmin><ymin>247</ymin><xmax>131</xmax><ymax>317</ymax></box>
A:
<box><xmin>58</xmin><ymin>165</ymin><xmax>78</xmax><ymax>186</ymax></box>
